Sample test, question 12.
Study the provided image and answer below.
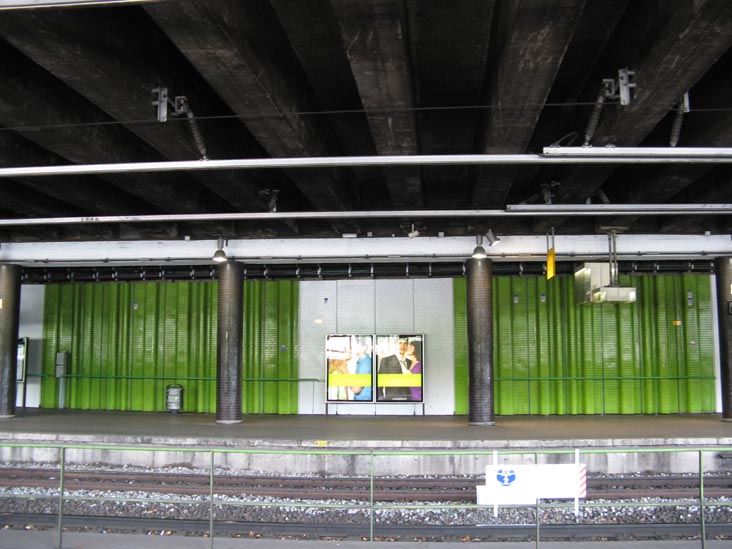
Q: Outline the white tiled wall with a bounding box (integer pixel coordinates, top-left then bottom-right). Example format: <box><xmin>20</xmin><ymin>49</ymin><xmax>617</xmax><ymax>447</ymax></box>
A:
<box><xmin>17</xmin><ymin>285</ymin><xmax>45</xmax><ymax>408</ymax></box>
<box><xmin>299</xmin><ymin>278</ymin><xmax>455</xmax><ymax>415</ymax></box>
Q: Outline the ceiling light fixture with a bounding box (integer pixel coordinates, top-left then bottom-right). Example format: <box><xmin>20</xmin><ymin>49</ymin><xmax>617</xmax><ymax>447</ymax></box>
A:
<box><xmin>472</xmin><ymin>235</ymin><xmax>487</xmax><ymax>259</ymax></box>
<box><xmin>212</xmin><ymin>237</ymin><xmax>227</xmax><ymax>263</ymax></box>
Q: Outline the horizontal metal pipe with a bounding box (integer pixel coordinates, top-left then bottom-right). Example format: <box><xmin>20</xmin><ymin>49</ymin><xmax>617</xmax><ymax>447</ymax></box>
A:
<box><xmin>0</xmin><ymin>0</ymin><xmax>165</xmax><ymax>10</ymax></box>
<box><xmin>506</xmin><ymin>204</ymin><xmax>732</xmax><ymax>213</ymax></box>
<box><xmin>543</xmin><ymin>146</ymin><xmax>732</xmax><ymax>157</ymax></box>
<box><xmin>0</xmin><ymin>204</ymin><xmax>730</xmax><ymax>227</ymax></box>
<box><xmin>4</xmin><ymin>151</ymin><xmax>732</xmax><ymax>179</ymax></box>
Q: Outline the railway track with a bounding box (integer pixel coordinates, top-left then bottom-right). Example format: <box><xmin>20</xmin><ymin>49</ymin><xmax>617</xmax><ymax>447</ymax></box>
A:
<box><xmin>1</xmin><ymin>512</ymin><xmax>730</xmax><ymax>541</ymax></box>
<box><xmin>0</xmin><ymin>467</ymin><xmax>730</xmax><ymax>501</ymax></box>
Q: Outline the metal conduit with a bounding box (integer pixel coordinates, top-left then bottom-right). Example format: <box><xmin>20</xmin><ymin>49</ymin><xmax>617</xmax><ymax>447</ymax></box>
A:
<box><xmin>216</xmin><ymin>260</ymin><xmax>243</xmax><ymax>424</ymax></box>
<box><xmin>0</xmin><ymin>265</ymin><xmax>21</xmax><ymax>418</ymax></box>
<box><xmin>2</xmin><ymin>149</ymin><xmax>732</xmax><ymax>179</ymax></box>
<box><xmin>0</xmin><ymin>204</ymin><xmax>730</xmax><ymax>228</ymax></box>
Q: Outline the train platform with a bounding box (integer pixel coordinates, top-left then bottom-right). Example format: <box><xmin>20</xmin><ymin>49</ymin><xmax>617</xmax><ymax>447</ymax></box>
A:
<box><xmin>0</xmin><ymin>409</ymin><xmax>730</xmax><ymax>450</ymax></box>
<box><xmin>0</xmin><ymin>409</ymin><xmax>731</xmax><ymax>475</ymax></box>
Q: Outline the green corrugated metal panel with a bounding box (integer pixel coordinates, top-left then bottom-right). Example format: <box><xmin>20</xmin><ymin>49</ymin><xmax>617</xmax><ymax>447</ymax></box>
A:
<box><xmin>453</xmin><ymin>274</ymin><xmax>716</xmax><ymax>415</ymax></box>
<box><xmin>41</xmin><ymin>280</ymin><xmax>299</xmax><ymax>414</ymax></box>
<box><xmin>242</xmin><ymin>280</ymin><xmax>299</xmax><ymax>414</ymax></box>
<box><xmin>453</xmin><ymin>278</ymin><xmax>468</xmax><ymax>414</ymax></box>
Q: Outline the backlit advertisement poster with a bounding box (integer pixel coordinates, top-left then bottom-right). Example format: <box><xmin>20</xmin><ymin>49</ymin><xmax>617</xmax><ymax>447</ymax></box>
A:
<box><xmin>326</xmin><ymin>335</ymin><xmax>374</xmax><ymax>402</ymax></box>
<box><xmin>375</xmin><ymin>334</ymin><xmax>423</xmax><ymax>402</ymax></box>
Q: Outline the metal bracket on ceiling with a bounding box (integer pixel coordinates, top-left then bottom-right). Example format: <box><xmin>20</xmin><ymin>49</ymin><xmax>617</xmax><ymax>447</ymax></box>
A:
<box><xmin>540</xmin><ymin>181</ymin><xmax>560</xmax><ymax>204</ymax></box>
<box><xmin>670</xmin><ymin>93</ymin><xmax>691</xmax><ymax>147</ymax></box>
<box><xmin>584</xmin><ymin>68</ymin><xmax>636</xmax><ymax>146</ymax></box>
<box><xmin>152</xmin><ymin>87</ymin><xmax>208</xmax><ymax>160</ymax></box>
<box><xmin>259</xmin><ymin>189</ymin><xmax>279</xmax><ymax>212</ymax></box>
<box><xmin>602</xmin><ymin>68</ymin><xmax>636</xmax><ymax>106</ymax></box>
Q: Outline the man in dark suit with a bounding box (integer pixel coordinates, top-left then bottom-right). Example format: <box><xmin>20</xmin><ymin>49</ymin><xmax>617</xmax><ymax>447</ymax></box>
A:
<box><xmin>377</xmin><ymin>337</ymin><xmax>412</xmax><ymax>401</ymax></box>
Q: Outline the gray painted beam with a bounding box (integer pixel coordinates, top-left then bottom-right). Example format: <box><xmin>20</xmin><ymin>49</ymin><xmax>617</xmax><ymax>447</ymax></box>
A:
<box><xmin>145</xmin><ymin>0</ymin><xmax>355</xmax><ymax>213</ymax></box>
<box><xmin>331</xmin><ymin>0</ymin><xmax>423</xmax><ymax>209</ymax></box>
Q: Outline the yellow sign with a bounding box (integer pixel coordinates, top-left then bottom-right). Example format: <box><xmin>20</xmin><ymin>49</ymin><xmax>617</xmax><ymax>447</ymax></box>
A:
<box><xmin>377</xmin><ymin>374</ymin><xmax>422</xmax><ymax>387</ymax></box>
<box><xmin>547</xmin><ymin>247</ymin><xmax>556</xmax><ymax>280</ymax></box>
<box><xmin>327</xmin><ymin>374</ymin><xmax>372</xmax><ymax>387</ymax></box>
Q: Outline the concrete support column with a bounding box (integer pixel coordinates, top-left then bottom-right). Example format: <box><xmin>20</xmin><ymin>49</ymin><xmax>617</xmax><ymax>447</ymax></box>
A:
<box><xmin>0</xmin><ymin>264</ymin><xmax>21</xmax><ymax>419</ymax></box>
<box><xmin>715</xmin><ymin>257</ymin><xmax>732</xmax><ymax>421</ymax></box>
<box><xmin>466</xmin><ymin>257</ymin><xmax>494</xmax><ymax>425</ymax></box>
<box><xmin>216</xmin><ymin>260</ymin><xmax>243</xmax><ymax>424</ymax></box>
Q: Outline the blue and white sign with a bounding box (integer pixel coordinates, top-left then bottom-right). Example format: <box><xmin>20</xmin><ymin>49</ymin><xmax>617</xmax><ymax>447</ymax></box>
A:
<box><xmin>477</xmin><ymin>463</ymin><xmax>586</xmax><ymax>506</ymax></box>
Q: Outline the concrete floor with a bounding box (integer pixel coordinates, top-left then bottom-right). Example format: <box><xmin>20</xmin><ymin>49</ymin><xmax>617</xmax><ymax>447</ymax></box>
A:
<box><xmin>0</xmin><ymin>409</ymin><xmax>731</xmax><ymax>449</ymax></box>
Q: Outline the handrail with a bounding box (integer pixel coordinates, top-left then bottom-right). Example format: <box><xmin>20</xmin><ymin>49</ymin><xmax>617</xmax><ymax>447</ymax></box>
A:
<box><xmin>0</xmin><ymin>443</ymin><xmax>730</xmax><ymax>548</ymax></box>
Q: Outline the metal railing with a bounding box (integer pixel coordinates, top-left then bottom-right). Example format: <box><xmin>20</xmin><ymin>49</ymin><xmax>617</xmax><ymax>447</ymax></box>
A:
<box><xmin>0</xmin><ymin>443</ymin><xmax>731</xmax><ymax>548</ymax></box>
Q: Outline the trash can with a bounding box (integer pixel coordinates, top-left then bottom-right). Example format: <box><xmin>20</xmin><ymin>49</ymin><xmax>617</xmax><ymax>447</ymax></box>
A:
<box><xmin>166</xmin><ymin>384</ymin><xmax>183</xmax><ymax>413</ymax></box>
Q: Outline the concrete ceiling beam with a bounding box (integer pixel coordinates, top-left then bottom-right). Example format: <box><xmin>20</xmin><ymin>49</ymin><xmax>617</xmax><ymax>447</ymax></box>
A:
<box><xmin>472</xmin><ymin>0</ymin><xmax>587</xmax><ymax>208</ymax></box>
<box><xmin>145</xmin><ymin>0</ymin><xmax>356</xmax><ymax>214</ymax></box>
<box><xmin>330</xmin><ymin>0</ymin><xmax>423</xmax><ymax>209</ymax></box>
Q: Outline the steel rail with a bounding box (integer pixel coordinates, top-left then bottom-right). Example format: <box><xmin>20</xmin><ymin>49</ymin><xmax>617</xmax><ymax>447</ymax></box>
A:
<box><xmin>1</xmin><ymin>512</ymin><xmax>730</xmax><ymax>541</ymax></box>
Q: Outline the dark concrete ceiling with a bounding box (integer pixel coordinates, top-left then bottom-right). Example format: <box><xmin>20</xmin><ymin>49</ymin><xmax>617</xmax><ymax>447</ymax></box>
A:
<box><xmin>1</xmin><ymin>0</ymin><xmax>732</xmax><ymax>242</ymax></box>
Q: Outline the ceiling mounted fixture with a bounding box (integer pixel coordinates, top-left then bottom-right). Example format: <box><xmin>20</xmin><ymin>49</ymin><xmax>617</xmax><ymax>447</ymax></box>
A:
<box><xmin>472</xmin><ymin>235</ymin><xmax>487</xmax><ymax>259</ymax></box>
<box><xmin>486</xmin><ymin>229</ymin><xmax>501</xmax><ymax>247</ymax></box>
<box><xmin>669</xmin><ymin>93</ymin><xmax>691</xmax><ymax>147</ymax></box>
<box><xmin>212</xmin><ymin>237</ymin><xmax>227</xmax><ymax>263</ymax></box>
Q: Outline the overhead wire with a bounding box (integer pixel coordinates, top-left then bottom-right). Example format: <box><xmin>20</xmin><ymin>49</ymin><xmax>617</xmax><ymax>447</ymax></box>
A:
<box><xmin>0</xmin><ymin>99</ymin><xmax>654</xmax><ymax>134</ymax></box>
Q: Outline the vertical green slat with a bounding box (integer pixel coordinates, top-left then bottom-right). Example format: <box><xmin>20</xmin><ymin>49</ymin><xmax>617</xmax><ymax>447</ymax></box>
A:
<box><xmin>182</xmin><ymin>282</ymin><xmax>196</xmax><ymax>413</ymax></box>
<box><xmin>91</xmin><ymin>284</ymin><xmax>104</xmax><ymax>409</ymax></box>
<box><xmin>661</xmin><ymin>276</ymin><xmax>680</xmax><ymax>413</ymax></box>
<box><xmin>683</xmin><ymin>275</ymin><xmax>700</xmax><ymax>412</ymax></box>
<box><xmin>640</xmin><ymin>277</ymin><xmax>657</xmax><ymax>413</ymax></box>
<box><xmin>117</xmin><ymin>284</ymin><xmax>130</xmax><ymax>411</ymax></box>
<box><xmin>696</xmin><ymin>276</ymin><xmax>715</xmax><ymax>411</ymax></box>
<box><xmin>621</xmin><ymin>276</ymin><xmax>641</xmax><ymax>413</ymax></box>
<box><xmin>602</xmin><ymin>303</ymin><xmax>620</xmax><ymax>414</ymax></box>
<box><xmin>263</xmin><ymin>281</ymin><xmax>279</xmax><ymax>413</ymax></box>
<box><xmin>277</xmin><ymin>281</ymin><xmax>297</xmax><ymax>414</ymax></box>
<box><xmin>99</xmin><ymin>284</ymin><xmax>114</xmax><ymax>410</ymax></box>
<box><xmin>243</xmin><ymin>281</ymin><xmax>259</xmax><ymax>413</ymax></box>
<box><xmin>494</xmin><ymin>277</ymin><xmax>513</xmax><ymax>414</ymax></box>
<box><xmin>566</xmin><ymin>279</ymin><xmax>581</xmax><ymax>415</ymax></box>
<box><xmin>75</xmin><ymin>285</ymin><xmax>91</xmax><ymax>409</ymax></box>
<box><xmin>40</xmin><ymin>285</ymin><xmax>60</xmax><ymax>408</ymax></box>
<box><xmin>130</xmin><ymin>284</ymin><xmax>145</xmax><ymax>410</ymax></box>
<box><xmin>554</xmin><ymin>277</ymin><xmax>568</xmax><ymax>414</ymax></box>
<box><xmin>535</xmin><ymin>278</ymin><xmax>551</xmax><ymax>415</ymax></box>
<box><xmin>209</xmin><ymin>282</ymin><xmax>219</xmax><ymax>413</ymax></box>
<box><xmin>514</xmin><ymin>277</ymin><xmax>530</xmax><ymax>415</ymax></box>
<box><xmin>582</xmin><ymin>303</ymin><xmax>596</xmax><ymax>414</ymax></box>
<box><xmin>453</xmin><ymin>279</ymin><xmax>468</xmax><ymax>414</ymax></box>
<box><xmin>525</xmin><ymin>277</ymin><xmax>538</xmax><ymax>414</ymax></box>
